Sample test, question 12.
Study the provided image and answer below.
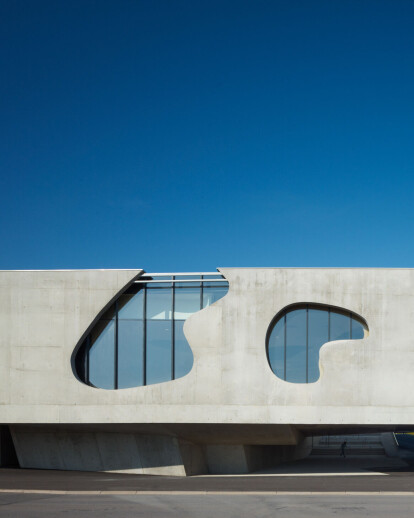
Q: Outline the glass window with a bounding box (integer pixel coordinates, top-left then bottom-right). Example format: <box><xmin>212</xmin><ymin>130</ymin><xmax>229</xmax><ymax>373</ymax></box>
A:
<box><xmin>267</xmin><ymin>305</ymin><xmax>367</xmax><ymax>384</ymax></box>
<box><xmin>118</xmin><ymin>291</ymin><xmax>144</xmax><ymax>320</ymax></box>
<box><xmin>174</xmin><ymin>288</ymin><xmax>201</xmax><ymax>319</ymax></box>
<box><xmin>286</xmin><ymin>309</ymin><xmax>307</xmax><ymax>383</ymax></box>
<box><xmin>175</xmin><ymin>275</ymin><xmax>201</xmax><ymax>287</ymax></box>
<box><xmin>351</xmin><ymin>317</ymin><xmax>365</xmax><ymax>339</ymax></box>
<box><xmin>146</xmin><ymin>320</ymin><xmax>172</xmax><ymax>385</ymax></box>
<box><xmin>330</xmin><ymin>311</ymin><xmax>350</xmax><ymax>341</ymax></box>
<box><xmin>174</xmin><ymin>321</ymin><xmax>194</xmax><ymax>379</ymax></box>
<box><xmin>75</xmin><ymin>274</ymin><xmax>229</xmax><ymax>389</ymax></box>
<box><xmin>118</xmin><ymin>319</ymin><xmax>144</xmax><ymax>389</ymax></box>
<box><xmin>267</xmin><ymin>317</ymin><xmax>285</xmax><ymax>379</ymax></box>
<box><xmin>89</xmin><ymin>319</ymin><xmax>115</xmax><ymax>389</ymax></box>
<box><xmin>146</xmin><ymin>288</ymin><xmax>172</xmax><ymax>320</ymax></box>
<box><xmin>308</xmin><ymin>309</ymin><xmax>329</xmax><ymax>383</ymax></box>
<box><xmin>203</xmin><ymin>286</ymin><xmax>228</xmax><ymax>308</ymax></box>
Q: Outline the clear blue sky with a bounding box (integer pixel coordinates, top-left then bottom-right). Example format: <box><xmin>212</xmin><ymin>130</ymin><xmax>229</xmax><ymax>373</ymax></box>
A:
<box><xmin>1</xmin><ymin>0</ymin><xmax>414</xmax><ymax>272</ymax></box>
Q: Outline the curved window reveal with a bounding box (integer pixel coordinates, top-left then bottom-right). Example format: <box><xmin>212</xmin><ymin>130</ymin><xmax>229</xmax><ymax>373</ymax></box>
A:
<box><xmin>75</xmin><ymin>274</ymin><xmax>229</xmax><ymax>389</ymax></box>
<box><xmin>267</xmin><ymin>304</ymin><xmax>368</xmax><ymax>383</ymax></box>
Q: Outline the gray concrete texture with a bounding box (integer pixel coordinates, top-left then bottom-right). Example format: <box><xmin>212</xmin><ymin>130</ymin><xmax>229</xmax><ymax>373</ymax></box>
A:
<box><xmin>2</xmin><ymin>267</ymin><xmax>414</xmax><ymax>426</ymax></box>
<box><xmin>1</xmin><ymin>493</ymin><xmax>414</xmax><ymax>518</ymax></box>
<box><xmin>2</xmin><ymin>268</ymin><xmax>414</xmax><ymax>474</ymax></box>
<box><xmin>1</xmin><ymin>457</ymin><xmax>414</xmax><ymax>492</ymax></box>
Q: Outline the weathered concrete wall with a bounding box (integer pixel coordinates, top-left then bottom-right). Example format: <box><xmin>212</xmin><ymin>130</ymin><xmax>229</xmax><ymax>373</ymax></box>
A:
<box><xmin>0</xmin><ymin>269</ymin><xmax>143</xmax><ymax>420</ymax></box>
<box><xmin>1</xmin><ymin>268</ymin><xmax>414</xmax><ymax>426</ymax></box>
<box><xmin>2</xmin><ymin>268</ymin><xmax>414</xmax><ymax>474</ymax></box>
<box><xmin>185</xmin><ymin>267</ymin><xmax>414</xmax><ymax>427</ymax></box>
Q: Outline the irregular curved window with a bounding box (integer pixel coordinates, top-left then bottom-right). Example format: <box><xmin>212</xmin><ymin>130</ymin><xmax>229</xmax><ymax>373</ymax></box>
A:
<box><xmin>267</xmin><ymin>304</ymin><xmax>368</xmax><ymax>383</ymax></box>
<box><xmin>75</xmin><ymin>273</ymin><xmax>228</xmax><ymax>389</ymax></box>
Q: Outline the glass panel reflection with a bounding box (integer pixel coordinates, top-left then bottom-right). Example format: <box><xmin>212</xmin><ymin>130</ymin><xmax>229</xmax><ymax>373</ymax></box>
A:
<box><xmin>76</xmin><ymin>276</ymin><xmax>229</xmax><ymax>389</ymax></box>
<box><xmin>352</xmin><ymin>317</ymin><xmax>365</xmax><ymax>339</ymax></box>
<box><xmin>308</xmin><ymin>309</ymin><xmax>329</xmax><ymax>383</ymax></box>
<box><xmin>147</xmin><ymin>289</ymin><xmax>172</xmax><ymax>320</ymax></box>
<box><xmin>175</xmin><ymin>275</ymin><xmax>201</xmax><ymax>287</ymax></box>
<box><xmin>118</xmin><ymin>291</ymin><xmax>144</xmax><ymax>320</ymax></box>
<box><xmin>268</xmin><ymin>317</ymin><xmax>285</xmax><ymax>379</ymax></box>
<box><xmin>146</xmin><ymin>320</ymin><xmax>172</xmax><ymax>385</ymax></box>
<box><xmin>89</xmin><ymin>319</ymin><xmax>115</xmax><ymax>389</ymax></box>
<box><xmin>267</xmin><ymin>305</ymin><xmax>367</xmax><ymax>384</ymax></box>
<box><xmin>203</xmin><ymin>286</ymin><xmax>228</xmax><ymax>308</ymax></box>
<box><xmin>330</xmin><ymin>311</ymin><xmax>350</xmax><ymax>341</ymax></box>
<box><xmin>286</xmin><ymin>309</ymin><xmax>307</xmax><ymax>383</ymax></box>
<box><xmin>174</xmin><ymin>321</ymin><xmax>194</xmax><ymax>379</ymax></box>
<box><xmin>175</xmin><ymin>288</ymin><xmax>201</xmax><ymax>319</ymax></box>
<box><xmin>118</xmin><ymin>319</ymin><xmax>144</xmax><ymax>389</ymax></box>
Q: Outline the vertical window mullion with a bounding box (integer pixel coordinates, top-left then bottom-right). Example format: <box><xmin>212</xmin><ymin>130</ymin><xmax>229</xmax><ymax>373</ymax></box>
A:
<box><xmin>86</xmin><ymin>335</ymin><xmax>90</xmax><ymax>385</ymax></box>
<box><xmin>328</xmin><ymin>308</ymin><xmax>331</xmax><ymax>341</ymax></box>
<box><xmin>306</xmin><ymin>306</ymin><xmax>309</xmax><ymax>383</ymax></box>
<box><xmin>114</xmin><ymin>302</ymin><xmax>118</xmax><ymax>390</ymax></box>
<box><xmin>350</xmin><ymin>312</ymin><xmax>352</xmax><ymax>339</ymax></box>
<box><xmin>143</xmin><ymin>287</ymin><xmax>147</xmax><ymax>386</ymax></box>
<box><xmin>200</xmin><ymin>276</ymin><xmax>204</xmax><ymax>309</ymax></box>
<box><xmin>284</xmin><ymin>314</ymin><xmax>287</xmax><ymax>381</ymax></box>
<box><xmin>172</xmin><ymin>277</ymin><xmax>175</xmax><ymax>380</ymax></box>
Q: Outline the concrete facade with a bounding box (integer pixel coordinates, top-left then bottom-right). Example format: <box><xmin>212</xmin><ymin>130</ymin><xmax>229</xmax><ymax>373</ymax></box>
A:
<box><xmin>1</xmin><ymin>268</ymin><xmax>414</xmax><ymax>474</ymax></box>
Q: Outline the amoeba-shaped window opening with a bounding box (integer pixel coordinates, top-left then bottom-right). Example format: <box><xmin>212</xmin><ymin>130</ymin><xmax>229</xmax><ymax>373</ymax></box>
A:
<box><xmin>75</xmin><ymin>273</ymin><xmax>228</xmax><ymax>389</ymax></box>
<box><xmin>266</xmin><ymin>304</ymin><xmax>368</xmax><ymax>383</ymax></box>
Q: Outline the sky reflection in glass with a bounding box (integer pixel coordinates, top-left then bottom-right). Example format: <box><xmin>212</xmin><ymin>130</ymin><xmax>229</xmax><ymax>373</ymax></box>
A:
<box><xmin>76</xmin><ymin>276</ymin><xmax>228</xmax><ymax>389</ymax></box>
<box><xmin>268</xmin><ymin>305</ymin><xmax>367</xmax><ymax>383</ymax></box>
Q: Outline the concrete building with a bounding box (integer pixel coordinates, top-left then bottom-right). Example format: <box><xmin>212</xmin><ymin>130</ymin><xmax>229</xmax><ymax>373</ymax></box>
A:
<box><xmin>1</xmin><ymin>268</ymin><xmax>414</xmax><ymax>475</ymax></box>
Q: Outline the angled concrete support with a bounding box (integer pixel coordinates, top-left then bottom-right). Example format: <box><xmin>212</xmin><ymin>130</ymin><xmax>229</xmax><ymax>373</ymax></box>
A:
<box><xmin>10</xmin><ymin>427</ymin><xmax>206</xmax><ymax>476</ymax></box>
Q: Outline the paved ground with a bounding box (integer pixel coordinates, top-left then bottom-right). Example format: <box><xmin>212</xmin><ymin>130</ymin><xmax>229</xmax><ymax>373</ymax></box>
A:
<box><xmin>0</xmin><ymin>457</ymin><xmax>413</xmax><ymax>494</ymax></box>
<box><xmin>0</xmin><ymin>458</ymin><xmax>413</xmax><ymax>516</ymax></box>
<box><xmin>0</xmin><ymin>493</ymin><xmax>414</xmax><ymax>518</ymax></box>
